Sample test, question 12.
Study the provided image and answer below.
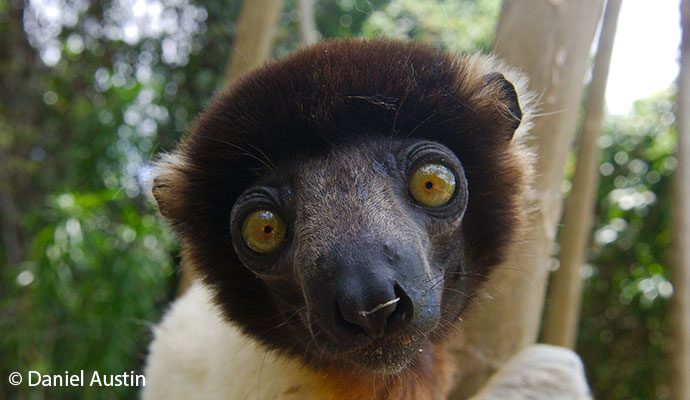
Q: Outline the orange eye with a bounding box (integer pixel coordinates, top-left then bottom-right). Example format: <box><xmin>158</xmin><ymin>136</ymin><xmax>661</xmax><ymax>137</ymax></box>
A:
<box><xmin>241</xmin><ymin>210</ymin><xmax>286</xmax><ymax>254</ymax></box>
<box><xmin>409</xmin><ymin>163</ymin><xmax>456</xmax><ymax>208</ymax></box>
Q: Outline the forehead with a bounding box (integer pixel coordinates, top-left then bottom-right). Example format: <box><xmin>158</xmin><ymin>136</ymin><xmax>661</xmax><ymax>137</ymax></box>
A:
<box><xmin>295</xmin><ymin>140</ymin><xmax>393</xmax><ymax>183</ymax></box>
<box><xmin>288</xmin><ymin>138</ymin><xmax>400</xmax><ymax>214</ymax></box>
<box><xmin>291</xmin><ymin>137</ymin><xmax>402</xmax><ymax>197</ymax></box>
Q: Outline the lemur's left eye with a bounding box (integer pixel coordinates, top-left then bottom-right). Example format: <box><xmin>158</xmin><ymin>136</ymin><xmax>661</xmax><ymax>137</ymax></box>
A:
<box><xmin>409</xmin><ymin>163</ymin><xmax>456</xmax><ymax>208</ymax></box>
<box><xmin>242</xmin><ymin>210</ymin><xmax>286</xmax><ymax>254</ymax></box>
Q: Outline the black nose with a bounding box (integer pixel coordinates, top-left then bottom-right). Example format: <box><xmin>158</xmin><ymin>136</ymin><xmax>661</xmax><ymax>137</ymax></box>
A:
<box><xmin>336</xmin><ymin>280</ymin><xmax>413</xmax><ymax>339</ymax></box>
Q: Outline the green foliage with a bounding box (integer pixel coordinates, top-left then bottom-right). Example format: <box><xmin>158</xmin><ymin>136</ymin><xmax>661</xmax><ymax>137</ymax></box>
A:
<box><xmin>576</xmin><ymin>91</ymin><xmax>677</xmax><ymax>400</ymax></box>
<box><xmin>1</xmin><ymin>1</ymin><xmax>213</xmax><ymax>398</ymax></box>
<box><xmin>361</xmin><ymin>0</ymin><xmax>500</xmax><ymax>52</ymax></box>
<box><xmin>315</xmin><ymin>0</ymin><xmax>386</xmax><ymax>39</ymax></box>
<box><xmin>2</xmin><ymin>191</ymin><xmax>176</xmax><ymax>399</ymax></box>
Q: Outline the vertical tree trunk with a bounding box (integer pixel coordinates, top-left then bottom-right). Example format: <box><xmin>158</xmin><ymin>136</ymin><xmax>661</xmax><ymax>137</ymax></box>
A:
<box><xmin>671</xmin><ymin>1</ymin><xmax>690</xmax><ymax>398</ymax></box>
<box><xmin>450</xmin><ymin>1</ymin><xmax>604</xmax><ymax>397</ymax></box>
<box><xmin>541</xmin><ymin>0</ymin><xmax>623</xmax><ymax>349</ymax></box>
<box><xmin>0</xmin><ymin>188</ymin><xmax>21</xmax><ymax>266</ymax></box>
<box><xmin>224</xmin><ymin>0</ymin><xmax>284</xmax><ymax>84</ymax></box>
<box><xmin>298</xmin><ymin>0</ymin><xmax>319</xmax><ymax>45</ymax></box>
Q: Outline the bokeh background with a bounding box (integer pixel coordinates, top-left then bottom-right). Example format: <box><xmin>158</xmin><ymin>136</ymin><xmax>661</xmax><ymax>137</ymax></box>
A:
<box><xmin>0</xmin><ymin>0</ymin><xmax>680</xmax><ymax>399</ymax></box>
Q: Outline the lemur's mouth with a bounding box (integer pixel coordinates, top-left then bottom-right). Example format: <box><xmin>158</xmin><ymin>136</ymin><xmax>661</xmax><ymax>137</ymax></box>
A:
<box><xmin>345</xmin><ymin>336</ymin><xmax>427</xmax><ymax>374</ymax></box>
<box><xmin>370</xmin><ymin>333</ymin><xmax>419</xmax><ymax>347</ymax></box>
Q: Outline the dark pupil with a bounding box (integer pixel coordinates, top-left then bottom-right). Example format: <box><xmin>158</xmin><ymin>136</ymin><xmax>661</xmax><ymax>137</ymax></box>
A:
<box><xmin>425</xmin><ymin>181</ymin><xmax>433</xmax><ymax>189</ymax></box>
<box><xmin>263</xmin><ymin>226</ymin><xmax>273</xmax><ymax>234</ymax></box>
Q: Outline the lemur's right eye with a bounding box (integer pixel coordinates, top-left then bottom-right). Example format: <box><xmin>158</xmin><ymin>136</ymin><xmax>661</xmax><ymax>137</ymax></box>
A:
<box><xmin>241</xmin><ymin>210</ymin><xmax>286</xmax><ymax>254</ymax></box>
<box><xmin>409</xmin><ymin>163</ymin><xmax>456</xmax><ymax>208</ymax></box>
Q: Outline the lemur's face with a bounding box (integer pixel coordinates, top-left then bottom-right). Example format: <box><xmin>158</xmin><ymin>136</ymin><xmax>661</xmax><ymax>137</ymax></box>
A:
<box><xmin>152</xmin><ymin>40</ymin><xmax>529</xmax><ymax>377</ymax></box>
<box><xmin>230</xmin><ymin>138</ymin><xmax>470</xmax><ymax>373</ymax></box>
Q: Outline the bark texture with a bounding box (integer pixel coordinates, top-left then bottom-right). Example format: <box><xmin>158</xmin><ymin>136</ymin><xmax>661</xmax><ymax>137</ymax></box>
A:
<box><xmin>298</xmin><ymin>0</ymin><xmax>319</xmax><ymax>45</ymax></box>
<box><xmin>224</xmin><ymin>0</ymin><xmax>284</xmax><ymax>84</ymax></box>
<box><xmin>671</xmin><ymin>1</ymin><xmax>690</xmax><ymax>398</ymax></box>
<box><xmin>450</xmin><ymin>1</ymin><xmax>605</xmax><ymax>397</ymax></box>
<box><xmin>542</xmin><ymin>0</ymin><xmax>622</xmax><ymax>349</ymax></box>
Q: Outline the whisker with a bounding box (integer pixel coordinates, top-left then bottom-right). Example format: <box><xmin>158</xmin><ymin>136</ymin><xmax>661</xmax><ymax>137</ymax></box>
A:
<box><xmin>443</xmin><ymin>287</ymin><xmax>474</xmax><ymax>301</ymax></box>
<box><xmin>194</xmin><ymin>134</ymin><xmax>275</xmax><ymax>172</ymax></box>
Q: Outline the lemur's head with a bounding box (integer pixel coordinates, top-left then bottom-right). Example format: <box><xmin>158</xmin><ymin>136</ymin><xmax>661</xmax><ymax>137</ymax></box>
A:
<box><xmin>152</xmin><ymin>40</ymin><xmax>531</xmax><ymax>374</ymax></box>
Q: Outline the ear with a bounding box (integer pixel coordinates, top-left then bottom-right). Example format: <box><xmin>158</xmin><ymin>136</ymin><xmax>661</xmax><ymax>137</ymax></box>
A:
<box><xmin>151</xmin><ymin>152</ymin><xmax>187</xmax><ymax>222</ymax></box>
<box><xmin>483</xmin><ymin>72</ymin><xmax>522</xmax><ymax>138</ymax></box>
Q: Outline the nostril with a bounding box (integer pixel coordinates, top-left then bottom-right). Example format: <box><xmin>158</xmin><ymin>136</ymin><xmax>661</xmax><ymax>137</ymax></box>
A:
<box><xmin>335</xmin><ymin>301</ymin><xmax>368</xmax><ymax>337</ymax></box>
<box><xmin>336</xmin><ymin>294</ymin><xmax>400</xmax><ymax>339</ymax></box>
<box><xmin>386</xmin><ymin>284</ymin><xmax>414</xmax><ymax>334</ymax></box>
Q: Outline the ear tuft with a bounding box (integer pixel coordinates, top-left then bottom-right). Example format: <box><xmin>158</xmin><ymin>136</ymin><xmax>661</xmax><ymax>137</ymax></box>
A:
<box><xmin>151</xmin><ymin>176</ymin><xmax>171</xmax><ymax>218</ymax></box>
<box><xmin>151</xmin><ymin>152</ymin><xmax>187</xmax><ymax>221</ymax></box>
<box><xmin>483</xmin><ymin>72</ymin><xmax>522</xmax><ymax>138</ymax></box>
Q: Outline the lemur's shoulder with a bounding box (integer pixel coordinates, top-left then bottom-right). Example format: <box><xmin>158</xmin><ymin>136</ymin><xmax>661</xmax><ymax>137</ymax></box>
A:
<box><xmin>143</xmin><ymin>283</ymin><xmax>324</xmax><ymax>400</ymax></box>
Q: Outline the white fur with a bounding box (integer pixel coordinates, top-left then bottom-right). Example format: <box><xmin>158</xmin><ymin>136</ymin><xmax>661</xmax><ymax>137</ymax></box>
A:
<box><xmin>471</xmin><ymin>344</ymin><xmax>592</xmax><ymax>400</ymax></box>
<box><xmin>143</xmin><ymin>282</ymin><xmax>324</xmax><ymax>399</ymax></box>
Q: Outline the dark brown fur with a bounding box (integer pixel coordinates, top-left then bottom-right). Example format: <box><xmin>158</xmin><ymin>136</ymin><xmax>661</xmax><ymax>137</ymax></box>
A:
<box><xmin>152</xmin><ymin>39</ymin><xmax>532</xmax><ymax>399</ymax></box>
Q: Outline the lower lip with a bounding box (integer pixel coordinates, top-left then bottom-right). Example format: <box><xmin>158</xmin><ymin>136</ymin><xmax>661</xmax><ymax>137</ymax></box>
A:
<box><xmin>371</xmin><ymin>336</ymin><xmax>415</xmax><ymax>347</ymax></box>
